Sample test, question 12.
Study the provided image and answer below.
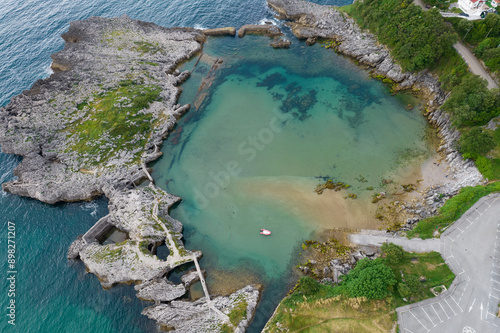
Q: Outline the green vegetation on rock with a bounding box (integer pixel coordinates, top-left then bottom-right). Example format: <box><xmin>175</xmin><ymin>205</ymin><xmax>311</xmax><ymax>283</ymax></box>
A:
<box><xmin>64</xmin><ymin>79</ymin><xmax>162</xmax><ymax>166</ymax></box>
<box><xmin>221</xmin><ymin>300</ymin><xmax>248</xmax><ymax>333</ymax></box>
<box><xmin>345</xmin><ymin>0</ymin><xmax>456</xmax><ymax>72</ymax></box>
<box><xmin>407</xmin><ymin>182</ymin><xmax>500</xmax><ymax>239</ymax></box>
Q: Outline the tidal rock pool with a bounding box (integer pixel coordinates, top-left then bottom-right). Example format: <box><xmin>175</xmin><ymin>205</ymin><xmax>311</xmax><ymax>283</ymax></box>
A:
<box><xmin>151</xmin><ymin>35</ymin><xmax>432</xmax><ymax>330</ymax></box>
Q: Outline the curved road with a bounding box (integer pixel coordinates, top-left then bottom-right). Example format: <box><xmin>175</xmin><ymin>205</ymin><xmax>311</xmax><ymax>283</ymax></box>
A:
<box><xmin>413</xmin><ymin>0</ymin><xmax>498</xmax><ymax>90</ymax></box>
<box><xmin>454</xmin><ymin>42</ymin><xmax>499</xmax><ymax>89</ymax></box>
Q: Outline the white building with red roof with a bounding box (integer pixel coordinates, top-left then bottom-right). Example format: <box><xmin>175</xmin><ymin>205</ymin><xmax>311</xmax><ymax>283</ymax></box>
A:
<box><xmin>458</xmin><ymin>0</ymin><xmax>497</xmax><ymax>15</ymax></box>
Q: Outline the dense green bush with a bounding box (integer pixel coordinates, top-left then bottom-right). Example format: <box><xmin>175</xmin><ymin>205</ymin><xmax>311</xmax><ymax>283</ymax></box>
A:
<box><xmin>341</xmin><ymin>258</ymin><xmax>396</xmax><ymax>299</ymax></box>
<box><xmin>349</xmin><ymin>0</ymin><xmax>456</xmax><ymax>72</ymax></box>
<box><xmin>381</xmin><ymin>242</ymin><xmax>404</xmax><ymax>264</ymax></box>
<box><xmin>459</xmin><ymin>126</ymin><xmax>496</xmax><ymax>158</ymax></box>
<box><xmin>398</xmin><ymin>283</ymin><xmax>412</xmax><ymax>298</ymax></box>
<box><xmin>443</xmin><ymin>75</ymin><xmax>500</xmax><ymax>127</ymax></box>
<box><xmin>295</xmin><ymin>276</ymin><xmax>320</xmax><ymax>295</ymax></box>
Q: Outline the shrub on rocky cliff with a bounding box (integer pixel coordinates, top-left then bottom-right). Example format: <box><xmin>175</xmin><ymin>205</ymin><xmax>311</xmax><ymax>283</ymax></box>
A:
<box><xmin>349</xmin><ymin>0</ymin><xmax>456</xmax><ymax>72</ymax></box>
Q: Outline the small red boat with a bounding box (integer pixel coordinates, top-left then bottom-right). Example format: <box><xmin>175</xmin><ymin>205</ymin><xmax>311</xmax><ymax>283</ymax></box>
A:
<box><xmin>260</xmin><ymin>229</ymin><xmax>271</xmax><ymax>236</ymax></box>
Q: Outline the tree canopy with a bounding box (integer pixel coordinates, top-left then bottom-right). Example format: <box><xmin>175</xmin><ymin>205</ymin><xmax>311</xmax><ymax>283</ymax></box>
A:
<box><xmin>351</xmin><ymin>0</ymin><xmax>456</xmax><ymax>72</ymax></box>
<box><xmin>341</xmin><ymin>258</ymin><xmax>397</xmax><ymax>299</ymax></box>
<box><xmin>381</xmin><ymin>242</ymin><xmax>404</xmax><ymax>264</ymax></box>
<box><xmin>459</xmin><ymin>127</ymin><xmax>496</xmax><ymax>159</ymax></box>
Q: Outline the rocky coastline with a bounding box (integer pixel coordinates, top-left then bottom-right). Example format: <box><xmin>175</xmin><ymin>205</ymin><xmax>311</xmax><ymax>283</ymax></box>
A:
<box><xmin>0</xmin><ymin>15</ymin><xmax>259</xmax><ymax>332</ymax></box>
<box><xmin>0</xmin><ymin>2</ymin><xmax>488</xmax><ymax>332</ymax></box>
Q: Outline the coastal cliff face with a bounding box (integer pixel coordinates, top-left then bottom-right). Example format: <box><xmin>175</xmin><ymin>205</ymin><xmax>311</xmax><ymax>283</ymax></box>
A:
<box><xmin>0</xmin><ymin>15</ymin><xmax>203</xmax><ymax>204</ymax></box>
<box><xmin>267</xmin><ymin>0</ymin><xmax>483</xmax><ymax>213</ymax></box>
<box><xmin>0</xmin><ymin>16</ymin><xmax>260</xmax><ymax>332</ymax></box>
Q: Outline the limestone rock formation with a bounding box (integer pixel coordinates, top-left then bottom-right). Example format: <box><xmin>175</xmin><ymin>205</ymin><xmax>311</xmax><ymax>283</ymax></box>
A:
<box><xmin>0</xmin><ymin>15</ymin><xmax>204</xmax><ymax>204</ymax></box>
<box><xmin>142</xmin><ymin>285</ymin><xmax>261</xmax><ymax>332</ymax></box>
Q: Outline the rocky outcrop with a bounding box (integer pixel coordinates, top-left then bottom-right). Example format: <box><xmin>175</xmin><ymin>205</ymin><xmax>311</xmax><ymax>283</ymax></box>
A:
<box><xmin>0</xmin><ymin>15</ymin><xmax>204</xmax><ymax>204</ymax></box>
<box><xmin>181</xmin><ymin>269</ymin><xmax>205</xmax><ymax>288</ymax></box>
<box><xmin>267</xmin><ymin>0</ymin><xmax>417</xmax><ymax>86</ymax></box>
<box><xmin>135</xmin><ymin>279</ymin><xmax>186</xmax><ymax>303</ymax></box>
<box><xmin>77</xmin><ymin>185</ymin><xmax>201</xmax><ymax>289</ymax></box>
<box><xmin>270</xmin><ymin>39</ymin><xmax>291</xmax><ymax>48</ymax></box>
<box><xmin>237</xmin><ymin>24</ymin><xmax>282</xmax><ymax>38</ymax></box>
<box><xmin>203</xmin><ymin>27</ymin><xmax>237</xmax><ymax>36</ymax></box>
<box><xmin>142</xmin><ymin>284</ymin><xmax>261</xmax><ymax>333</ymax></box>
<box><xmin>1</xmin><ymin>16</ymin><xmax>260</xmax><ymax>331</ymax></box>
<box><xmin>485</xmin><ymin>116</ymin><xmax>500</xmax><ymax>131</ymax></box>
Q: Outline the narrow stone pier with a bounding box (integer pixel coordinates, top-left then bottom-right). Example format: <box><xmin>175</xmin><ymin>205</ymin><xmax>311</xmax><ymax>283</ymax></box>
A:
<box><xmin>193</xmin><ymin>256</ymin><xmax>231</xmax><ymax>323</ymax></box>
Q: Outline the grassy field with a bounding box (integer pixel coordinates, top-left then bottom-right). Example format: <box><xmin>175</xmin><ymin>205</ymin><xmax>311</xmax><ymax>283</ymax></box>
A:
<box><xmin>264</xmin><ymin>250</ymin><xmax>453</xmax><ymax>332</ymax></box>
<box><xmin>265</xmin><ymin>295</ymin><xmax>395</xmax><ymax>333</ymax></box>
<box><xmin>407</xmin><ymin>182</ymin><xmax>500</xmax><ymax>239</ymax></box>
<box><xmin>386</xmin><ymin>251</ymin><xmax>455</xmax><ymax>307</ymax></box>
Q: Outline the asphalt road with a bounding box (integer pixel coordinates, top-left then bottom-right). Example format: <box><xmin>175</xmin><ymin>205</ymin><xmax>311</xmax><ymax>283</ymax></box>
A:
<box><xmin>398</xmin><ymin>194</ymin><xmax>500</xmax><ymax>333</ymax></box>
<box><xmin>412</xmin><ymin>0</ymin><xmax>498</xmax><ymax>90</ymax></box>
<box><xmin>349</xmin><ymin>194</ymin><xmax>500</xmax><ymax>332</ymax></box>
<box><xmin>454</xmin><ymin>42</ymin><xmax>499</xmax><ymax>90</ymax></box>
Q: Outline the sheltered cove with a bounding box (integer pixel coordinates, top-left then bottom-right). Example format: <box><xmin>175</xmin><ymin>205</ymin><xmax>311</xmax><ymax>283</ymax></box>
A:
<box><xmin>0</xmin><ymin>1</ymin><xmax>487</xmax><ymax>332</ymax></box>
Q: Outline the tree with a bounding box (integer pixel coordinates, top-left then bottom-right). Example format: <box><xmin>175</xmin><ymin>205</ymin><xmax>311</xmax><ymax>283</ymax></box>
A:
<box><xmin>341</xmin><ymin>258</ymin><xmax>397</xmax><ymax>299</ymax></box>
<box><xmin>459</xmin><ymin>127</ymin><xmax>495</xmax><ymax>159</ymax></box>
<box><xmin>381</xmin><ymin>242</ymin><xmax>404</xmax><ymax>264</ymax></box>
<box><xmin>458</xmin><ymin>19</ymin><xmax>473</xmax><ymax>34</ymax></box>
<box><xmin>398</xmin><ymin>283</ymin><xmax>411</xmax><ymax>299</ymax></box>
<box><xmin>405</xmin><ymin>274</ymin><xmax>422</xmax><ymax>295</ymax></box>
<box><xmin>296</xmin><ymin>276</ymin><xmax>319</xmax><ymax>295</ymax></box>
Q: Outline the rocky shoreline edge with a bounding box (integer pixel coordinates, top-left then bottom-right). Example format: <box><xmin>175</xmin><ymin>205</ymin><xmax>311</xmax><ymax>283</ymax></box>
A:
<box><xmin>0</xmin><ymin>1</ymin><xmax>487</xmax><ymax>332</ymax></box>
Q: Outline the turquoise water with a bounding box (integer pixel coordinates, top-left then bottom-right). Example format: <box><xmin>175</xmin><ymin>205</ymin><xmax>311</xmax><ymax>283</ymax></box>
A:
<box><xmin>0</xmin><ymin>0</ymin><xmax>427</xmax><ymax>332</ymax></box>
<box><xmin>151</xmin><ymin>36</ymin><xmax>431</xmax><ymax>331</ymax></box>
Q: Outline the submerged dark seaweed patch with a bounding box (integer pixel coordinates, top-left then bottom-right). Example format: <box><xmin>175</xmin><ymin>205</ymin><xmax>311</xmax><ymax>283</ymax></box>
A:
<box><xmin>256</xmin><ymin>72</ymin><xmax>287</xmax><ymax>90</ymax></box>
<box><xmin>279</xmin><ymin>83</ymin><xmax>318</xmax><ymax>121</ymax></box>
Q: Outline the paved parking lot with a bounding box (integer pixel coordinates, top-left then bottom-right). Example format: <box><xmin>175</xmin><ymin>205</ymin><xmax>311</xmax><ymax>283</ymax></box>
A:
<box><xmin>397</xmin><ymin>194</ymin><xmax>500</xmax><ymax>333</ymax></box>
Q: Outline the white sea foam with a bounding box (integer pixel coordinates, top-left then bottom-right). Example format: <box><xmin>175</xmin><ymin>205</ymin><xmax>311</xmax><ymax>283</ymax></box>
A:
<box><xmin>44</xmin><ymin>62</ymin><xmax>54</xmax><ymax>78</ymax></box>
<box><xmin>82</xmin><ymin>201</ymin><xmax>99</xmax><ymax>217</ymax></box>
<box><xmin>193</xmin><ymin>24</ymin><xmax>208</xmax><ymax>30</ymax></box>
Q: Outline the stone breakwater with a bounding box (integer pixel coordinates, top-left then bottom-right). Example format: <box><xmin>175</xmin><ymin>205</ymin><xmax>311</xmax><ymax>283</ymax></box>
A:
<box><xmin>267</xmin><ymin>0</ymin><xmax>483</xmax><ymax>226</ymax></box>
<box><xmin>0</xmin><ymin>16</ymin><xmax>260</xmax><ymax>332</ymax></box>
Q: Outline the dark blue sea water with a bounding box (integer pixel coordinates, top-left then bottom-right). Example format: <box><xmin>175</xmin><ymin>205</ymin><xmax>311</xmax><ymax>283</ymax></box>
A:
<box><xmin>0</xmin><ymin>0</ymin><xmax>350</xmax><ymax>332</ymax></box>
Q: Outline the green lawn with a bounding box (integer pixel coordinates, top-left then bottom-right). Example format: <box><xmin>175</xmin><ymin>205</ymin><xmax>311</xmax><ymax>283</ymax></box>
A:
<box><xmin>386</xmin><ymin>251</ymin><xmax>455</xmax><ymax>307</ymax></box>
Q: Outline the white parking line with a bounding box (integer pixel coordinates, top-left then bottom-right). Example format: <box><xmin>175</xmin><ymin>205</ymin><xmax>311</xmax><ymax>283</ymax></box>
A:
<box><xmin>444</xmin><ymin>299</ymin><xmax>457</xmax><ymax>316</ymax></box>
<box><xmin>450</xmin><ymin>296</ymin><xmax>463</xmax><ymax>312</ymax></box>
<box><xmin>422</xmin><ymin>307</ymin><xmax>436</xmax><ymax>327</ymax></box>
<box><xmin>438</xmin><ymin>302</ymin><xmax>451</xmax><ymax>319</ymax></box>
<box><xmin>489</xmin><ymin>293</ymin><xmax>500</xmax><ymax>300</ymax></box>
<box><xmin>409</xmin><ymin>310</ymin><xmax>429</xmax><ymax>332</ymax></box>
<box><xmin>430</xmin><ymin>304</ymin><xmax>443</xmax><ymax>323</ymax></box>
<box><xmin>491</xmin><ymin>286</ymin><xmax>500</xmax><ymax>293</ymax></box>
